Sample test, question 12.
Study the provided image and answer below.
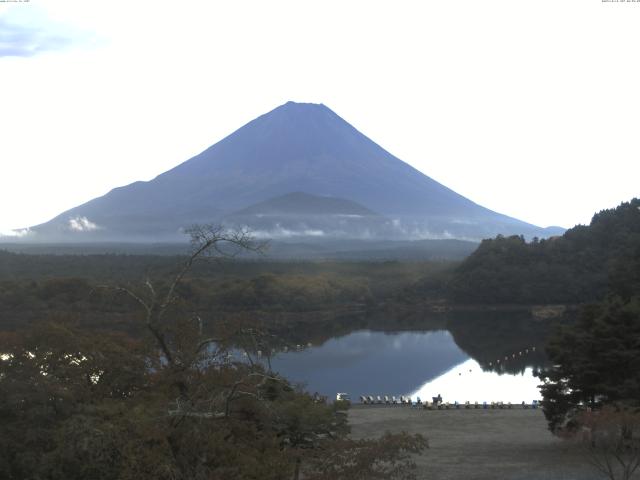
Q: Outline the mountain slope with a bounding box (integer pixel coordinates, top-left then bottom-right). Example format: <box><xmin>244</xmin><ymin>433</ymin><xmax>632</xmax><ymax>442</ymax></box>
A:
<box><xmin>225</xmin><ymin>192</ymin><xmax>389</xmax><ymax>239</ymax></box>
<box><xmin>233</xmin><ymin>192</ymin><xmax>378</xmax><ymax>217</ymax></box>
<box><xmin>30</xmin><ymin>101</ymin><xmax>558</xmax><ymax>241</ymax></box>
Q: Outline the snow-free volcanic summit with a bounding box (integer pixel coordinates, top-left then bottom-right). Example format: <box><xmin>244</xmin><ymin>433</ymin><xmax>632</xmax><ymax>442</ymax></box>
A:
<box><xmin>27</xmin><ymin>102</ymin><xmax>562</xmax><ymax>242</ymax></box>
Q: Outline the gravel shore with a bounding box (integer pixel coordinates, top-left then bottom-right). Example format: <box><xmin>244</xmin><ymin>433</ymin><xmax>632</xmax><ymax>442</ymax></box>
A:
<box><xmin>348</xmin><ymin>406</ymin><xmax>602</xmax><ymax>480</ymax></box>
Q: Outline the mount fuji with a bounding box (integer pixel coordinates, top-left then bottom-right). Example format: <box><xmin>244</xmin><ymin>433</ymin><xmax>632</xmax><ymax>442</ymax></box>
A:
<box><xmin>28</xmin><ymin>101</ymin><xmax>562</xmax><ymax>242</ymax></box>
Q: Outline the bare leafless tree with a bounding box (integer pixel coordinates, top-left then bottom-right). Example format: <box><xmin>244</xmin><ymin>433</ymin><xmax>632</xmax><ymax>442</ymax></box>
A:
<box><xmin>96</xmin><ymin>225</ymin><xmax>267</xmax><ymax>398</ymax></box>
<box><xmin>576</xmin><ymin>406</ymin><xmax>640</xmax><ymax>480</ymax></box>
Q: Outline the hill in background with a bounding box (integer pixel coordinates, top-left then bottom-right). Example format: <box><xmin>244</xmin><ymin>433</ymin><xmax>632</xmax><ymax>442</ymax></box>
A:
<box><xmin>443</xmin><ymin>198</ymin><xmax>640</xmax><ymax>304</ymax></box>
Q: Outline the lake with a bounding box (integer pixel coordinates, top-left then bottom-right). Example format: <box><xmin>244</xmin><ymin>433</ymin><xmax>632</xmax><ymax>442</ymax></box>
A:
<box><xmin>257</xmin><ymin>310</ymin><xmax>551</xmax><ymax>403</ymax></box>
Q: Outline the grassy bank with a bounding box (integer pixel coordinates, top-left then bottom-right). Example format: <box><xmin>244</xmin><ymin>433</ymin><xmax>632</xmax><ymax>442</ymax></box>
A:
<box><xmin>348</xmin><ymin>407</ymin><xmax>600</xmax><ymax>480</ymax></box>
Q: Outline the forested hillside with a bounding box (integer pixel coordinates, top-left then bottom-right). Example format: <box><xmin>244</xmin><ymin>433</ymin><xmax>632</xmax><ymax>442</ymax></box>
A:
<box><xmin>446</xmin><ymin>198</ymin><xmax>640</xmax><ymax>304</ymax></box>
<box><xmin>0</xmin><ymin>252</ymin><xmax>447</xmax><ymax>334</ymax></box>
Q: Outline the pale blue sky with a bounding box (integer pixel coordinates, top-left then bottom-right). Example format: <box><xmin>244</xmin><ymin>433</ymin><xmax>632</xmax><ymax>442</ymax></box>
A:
<box><xmin>1</xmin><ymin>0</ymin><xmax>638</xmax><ymax>235</ymax></box>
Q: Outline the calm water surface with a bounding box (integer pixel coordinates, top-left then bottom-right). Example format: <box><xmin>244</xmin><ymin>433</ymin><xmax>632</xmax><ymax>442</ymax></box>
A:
<box><xmin>267</xmin><ymin>329</ymin><xmax>543</xmax><ymax>403</ymax></box>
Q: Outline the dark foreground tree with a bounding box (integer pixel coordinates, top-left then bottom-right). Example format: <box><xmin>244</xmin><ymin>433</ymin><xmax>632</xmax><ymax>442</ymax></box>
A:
<box><xmin>537</xmin><ymin>296</ymin><xmax>640</xmax><ymax>433</ymax></box>
<box><xmin>0</xmin><ymin>323</ymin><xmax>150</xmax><ymax>480</ymax></box>
<box><xmin>0</xmin><ymin>225</ymin><xmax>426</xmax><ymax>480</ymax></box>
<box><xmin>537</xmin><ymin>294</ymin><xmax>640</xmax><ymax>480</ymax></box>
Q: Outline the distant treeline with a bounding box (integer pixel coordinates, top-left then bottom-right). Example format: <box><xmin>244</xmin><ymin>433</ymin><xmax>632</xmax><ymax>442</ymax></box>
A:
<box><xmin>0</xmin><ymin>237</ymin><xmax>478</xmax><ymax>261</ymax></box>
<box><xmin>5</xmin><ymin>198</ymin><xmax>639</xmax><ymax>320</ymax></box>
<box><xmin>440</xmin><ymin>198</ymin><xmax>640</xmax><ymax>304</ymax></box>
<box><xmin>0</xmin><ymin>251</ymin><xmax>445</xmax><ymax>290</ymax></box>
<box><xmin>0</xmin><ymin>254</ymin><xmax>450</xmax><ymax>332</ymax></box>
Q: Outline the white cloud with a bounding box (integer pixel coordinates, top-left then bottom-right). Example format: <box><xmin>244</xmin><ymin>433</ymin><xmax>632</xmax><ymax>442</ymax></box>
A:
<box><xmin>0</xmin><ymin>227</ymin><xmax>33</xmax><ymax>238</ymax></box>
<box><xmin>249</xmin><ymin>225</ymin><xmax>326</xmax><ymax>239</ymax></box>
<box><xmin>68</xmin><ymin>216</ymin><xmax>100</xmax><ymax>232</ymax></box>
<box><xmin>0</xmin><ymin>3</ymin><xmax>100</xmax><ymax>57</ymax></box>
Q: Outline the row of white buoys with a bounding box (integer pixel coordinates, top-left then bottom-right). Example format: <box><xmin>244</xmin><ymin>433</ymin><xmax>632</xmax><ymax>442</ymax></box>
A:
<box><xmin>239</xmin><ymin>342</ymin><xmax>316</xmax><ymax>359</ymax></box>
<box><xmin>358</xmin><ymin>396</ymin><xmax>540</xmax><ymax>409</ymax></box>
<box><xmin>266</xmin><ymin>343</ymin><xmax>315</xmax><ymax>355</ymax></box>
<box><xmin>421</xmin><ymin>400</ymin><xmax>540</xmax><ymax>410</ymax></box>
<box><xmin>488</xmin><ymin>346</ymin><xmax>536</xmax><ymax>367</ymax></box>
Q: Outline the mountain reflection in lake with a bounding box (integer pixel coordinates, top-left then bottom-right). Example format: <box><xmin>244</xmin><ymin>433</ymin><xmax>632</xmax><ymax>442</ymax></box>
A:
<box><xmin>410</xmin><ymin>359</ymin><xmax>541</xmax><ymax>403</ymax></box>
<box><xmin>266</xmin><ymin>329</ymin><xmax>542</xmax><ymax>402</ymax></box>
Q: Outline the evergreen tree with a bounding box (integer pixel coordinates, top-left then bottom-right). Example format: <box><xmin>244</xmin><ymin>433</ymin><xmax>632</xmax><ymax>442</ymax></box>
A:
<box><xmin>537</xmin><ymin>296</ymin><xmax>640</xmax><ymax>432</ymax></box>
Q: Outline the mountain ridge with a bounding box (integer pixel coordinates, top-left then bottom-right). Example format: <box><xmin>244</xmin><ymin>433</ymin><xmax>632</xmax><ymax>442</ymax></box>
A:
<box><xmin>25</xmin><ymin>101</ymin><xmax>562</xmax><ymax>242</ymax></box>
